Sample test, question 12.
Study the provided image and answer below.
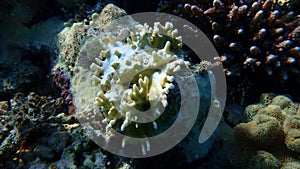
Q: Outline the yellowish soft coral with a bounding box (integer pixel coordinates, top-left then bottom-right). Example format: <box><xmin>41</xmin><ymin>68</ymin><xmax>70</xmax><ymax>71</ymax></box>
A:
<box><xmin>236</xmin><ymin>94</ymin><xmax>300</xmax><ymax>149</ymax></box>
<box><xmin>235</xmin><ymin>114</ymin><xmax>281</xmax><ymax>144</ymax></box>
<box><xmin>248</xmin><ymin>151</ymin><xmax>279</xmax><ymax>169</ymax></box>
<box><xmin>233</xmin><ymin>93</ymin><xmax>300</xmax><ymax>168</ymax></box>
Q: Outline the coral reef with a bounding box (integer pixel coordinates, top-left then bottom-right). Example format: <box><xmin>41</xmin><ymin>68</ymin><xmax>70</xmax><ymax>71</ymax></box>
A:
<box><xmin>1</xmin><ymin>0</ymin><xmax>299</xmax><ymax>168</ymax></box>
<box><xmin>232</xmin><ymin>93</ymin><xmax>300</xmax><ymax>168</ymax></box>
<box><xmin>158</xmin><ymin>0</ymin><xmax>300</xmax><ymax>105</ymax></box>
<box><xmin>54</xmin><ymin>3</ymin><xmax>219</xmax><ymax>162</ymax></box>
<box><xmin>0</xmin><ymin>92</ymin><xmax>131</xmax><ymax>168</ymax></box>
<box><xmin>166</xmin><ymin>0</ymin><xmax>299</xmax><ymax>79</ymax></box>
<box><xmin>0</xmin><ymin>92</ymin><xmax>63</xmax><ymax>166</ymax></box>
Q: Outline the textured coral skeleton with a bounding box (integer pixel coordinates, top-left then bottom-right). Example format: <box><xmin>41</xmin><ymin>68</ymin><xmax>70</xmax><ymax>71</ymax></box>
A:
<box><xmin>0</xmin><ymin>93</ymin><xmax>65</xmax><ymax>164</ymax></box>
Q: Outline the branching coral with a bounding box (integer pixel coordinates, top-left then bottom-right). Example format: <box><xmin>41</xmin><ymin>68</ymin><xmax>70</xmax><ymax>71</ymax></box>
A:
<box><xmin>55</xmin><ymin>4</ymin><xmax>186</xmax><ymax>135</ymax></box>
<box><xmin>71</xmin><ymin>16</ymin><xmax>189</xmax><ymax>137</ymax></box>
<box><xmin>158</xmin><ymin>0</ymin><xmax>300</xmax><ymax>105</ymax></box>
<box><xmin>172</xmin><ymin>0</ymin><xmax>299</xmax><ymax>79</ymax></box>
<box><xmin>86</xmin><ymin>24</ymin><xmax>186</xmax><ymax>133</ymax></box>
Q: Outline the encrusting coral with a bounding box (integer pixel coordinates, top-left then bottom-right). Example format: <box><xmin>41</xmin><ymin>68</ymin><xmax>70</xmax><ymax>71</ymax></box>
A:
<box><xmin>0</xmin><ymin>92</ymin><xmax>121</xmax><ymax>169</ymax></box>
<box><xmin>0</xmin><ymin>93</ymin><xmax>63</xmax><ymax>164</ymax></box>
<box><xmin>54</xmin><ymin>3</ymin><xmax>218</xmax><ymax>159</ymax></box>
<box><xmin>232</xmin><ymin>93</ymin><xmax>300</xmax><ymax>168</ymax></box>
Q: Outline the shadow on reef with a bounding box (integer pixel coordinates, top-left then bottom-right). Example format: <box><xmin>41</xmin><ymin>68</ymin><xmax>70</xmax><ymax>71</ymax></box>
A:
<box><xmin>0</xmin><ymin>45</ymin><xmax>62</xmax><ymax>102</ymax></box>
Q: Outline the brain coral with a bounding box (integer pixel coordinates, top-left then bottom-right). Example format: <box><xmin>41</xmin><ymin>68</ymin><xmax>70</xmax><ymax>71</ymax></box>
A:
<box><xmin>232</xmin><ymin>93</ymin><xmax>300</xmax><ymax>168</ymax></box>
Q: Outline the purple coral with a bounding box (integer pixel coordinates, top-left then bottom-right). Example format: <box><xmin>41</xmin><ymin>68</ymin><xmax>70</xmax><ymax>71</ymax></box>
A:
<box><xmin>51</xmin><ymin>69</ymin><xmax>75</xmax><ymax>114</ymax></box>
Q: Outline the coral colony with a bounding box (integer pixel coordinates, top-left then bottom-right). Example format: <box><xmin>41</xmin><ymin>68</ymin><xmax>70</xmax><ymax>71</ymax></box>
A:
<box><xmin>55</xmin><ymin>4</ymin><xmax>215</xmax><ymax>157</ymax></box>
<box><xmin>160</xmin><ymin>0</ymin><xmax>299</xmax><ymax>79</ymax></box>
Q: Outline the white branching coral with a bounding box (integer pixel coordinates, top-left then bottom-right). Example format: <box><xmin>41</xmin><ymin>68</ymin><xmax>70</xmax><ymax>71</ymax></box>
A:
<box><xmin>80</xmin><ymin>21</ymin><xmax>188</xmax><ymax>133</ymax></box>
<box><xmin>66</xmin><ymin>4</ymin><xmax>191</xmax><ymax>144</ymax></box>
<box><xmin>55</xmin><ymin>4</ymin><xmax>219</xmax><ymax>158</ymax></box>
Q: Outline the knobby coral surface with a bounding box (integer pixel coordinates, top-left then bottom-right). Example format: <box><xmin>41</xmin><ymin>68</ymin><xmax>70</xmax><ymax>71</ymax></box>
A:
<box><xmin>0</xmin><ymin>92</ymin><xmax>126</xmax><ymax>169</ymax></box>
<box><xmin>232</xmin><ymin>93</ymin><xmax>300</xmax><ymax>168</ymax></box>
<box><xmin>158</xmin><ymin>0</ymin><xmax>300</xmax><ymax>105</ymax></box>
<box><xmin>162</xmin><ymin>0</ymin><xmax>299</xmax><ymax>79</ymax></box>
